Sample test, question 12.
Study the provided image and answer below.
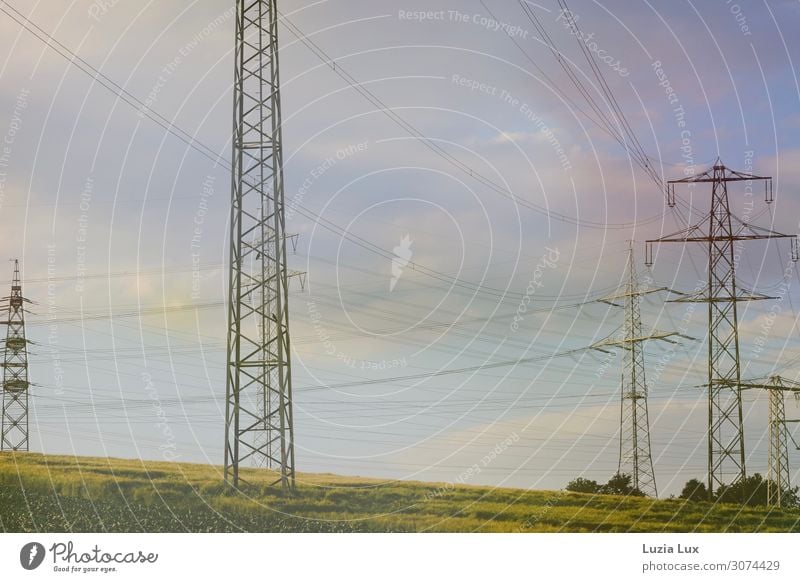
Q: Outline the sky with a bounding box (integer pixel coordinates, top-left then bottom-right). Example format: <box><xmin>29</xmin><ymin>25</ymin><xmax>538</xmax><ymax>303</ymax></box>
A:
<box><xmin>2</xmin><ymin>0</ymin><xmax>800</xmax><ymax>498</ymax></box>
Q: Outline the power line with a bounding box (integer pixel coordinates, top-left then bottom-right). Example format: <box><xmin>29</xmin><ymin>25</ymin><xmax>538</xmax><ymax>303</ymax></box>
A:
<box><xmin>0</xmin><ymin>4</ymin><xmax>516</xmax><ymax>303</ymax></box>
<box><xmin>277</xmin><ymin>7</ymin><xmax>664</xmax><ymax>230</ymax></box>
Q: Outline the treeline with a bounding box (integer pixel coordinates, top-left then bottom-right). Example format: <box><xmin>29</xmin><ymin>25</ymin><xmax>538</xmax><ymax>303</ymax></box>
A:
<box><xmin>565</xmin><ymin>472</ymin><xmax>799</xmax><ymax>507</ymax></box>
<box><xmin>565</xmin><ymin>473</ymin><xmax>645</xmax><ymax>497</ymax></box>
<box><xmin>678</xmin><ymin>474</ymin><xmax>799</xmax><ymax>507</ymax></box>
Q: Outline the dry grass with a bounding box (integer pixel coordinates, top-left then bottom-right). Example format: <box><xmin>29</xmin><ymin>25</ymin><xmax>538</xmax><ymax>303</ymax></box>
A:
<box><xmin>1</xmin><ymin>453</ymin><xmax>798</xmax><ymax>532</ymax></box>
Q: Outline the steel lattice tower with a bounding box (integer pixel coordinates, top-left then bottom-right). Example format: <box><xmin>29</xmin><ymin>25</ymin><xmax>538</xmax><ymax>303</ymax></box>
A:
<box><xmin>592</xmin><ymin>243</ymin><xmax>686</xmax><ymax>496</ymax></box>
<box><xmin>1</xmin><ymin>260</ymin><xmax>31</xmax><ymax>452</ymax></box>
<box><xmin>735</xmin><ymin>376</ymin><xmax>800</xmax><ymax>507</ymax></box>
<box><xmin>646</xmin><ymin>161</ymin><xmax>798</xmax><ymax>499</ymax></box>
<box><xmin>768</xmin><ymin>383</ymin><xmax>790</xmax><ymax>507</ymax></box>
<box><xmin>225</xmin><ymin>0</ymin><xmax>295</xmax><ymax>490</ymax></box>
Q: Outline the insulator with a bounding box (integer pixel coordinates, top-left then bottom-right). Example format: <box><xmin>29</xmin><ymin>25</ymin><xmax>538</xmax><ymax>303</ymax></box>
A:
<box><xmin>667</xmin><ymin>184</ymin><xmax>676</xmax><ymax>208</ymax></box>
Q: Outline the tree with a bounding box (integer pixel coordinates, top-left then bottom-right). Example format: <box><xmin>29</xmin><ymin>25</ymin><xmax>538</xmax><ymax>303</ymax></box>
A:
<box><xmin>565</xmin><ymin>477</ymin><xmax>601</xmax><ymax>494</ymax></box>
<box><xmin>679</xmin><ymin>475</ymin><xmax>799</xmax><ymax>507</ymax></box>
<box><xmin>780</xmin><ymin>485</ymin><xmax>800</xmax><ymax>508</ymax></box>
<box><xmin>679</xmin><ymin>478</ymin><xmax>708</xmax><ymax>502</ymax></box>
<box><xmin>600</xmin><ymin>472</ymin><xmax>644</xmax><ymax>496</ymax></box>
<box><xmin>716</xmin><ymin>473</ymin><xmax>768</xmax><ymax>506</ymax></box>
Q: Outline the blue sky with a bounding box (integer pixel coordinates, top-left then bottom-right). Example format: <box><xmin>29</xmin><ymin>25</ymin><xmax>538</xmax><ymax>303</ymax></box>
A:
<box><xmin>2</xmin><ymin>0</ymin><xmax>800</xmax><ymax>497</ymax></box>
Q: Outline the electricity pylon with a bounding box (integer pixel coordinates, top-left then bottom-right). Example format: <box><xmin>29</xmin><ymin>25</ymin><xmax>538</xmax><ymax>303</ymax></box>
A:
<box><xmin>768</xmin><ymin>387</ymin><xmax>790</xmax><ymax>507</ymax></box>
<box><xmin>646</xmin><ymin>160</ymin><xmax>799</xmax><ymax>499</ymax></box>
<box><xmin>1</xmin><ymin>260</ymin><xmax>31</xmax><ymax>452</ymax></box>
<box><xmin>591</xmin><ymin>243</ymin><xmax>688</xmax><ymax>497</ymax></box>
<box><xmin>733</xmin><ymin>376</ymin><xmax>800</xmax><ymax>507</ymax></box>
<box><xmin>225</xmin><ymin>0</ymin><xmax>295</xmax><ymax>490</ymax></box>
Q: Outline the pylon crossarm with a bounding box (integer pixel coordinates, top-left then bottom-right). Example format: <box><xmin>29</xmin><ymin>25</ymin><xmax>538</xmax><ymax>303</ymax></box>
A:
<box><xmin>646</xmin><ymin>222</ymin><xmax>708</xmax><ymax>245</ymax></box>
<box><xmin>598</xmin><ymin>286</ymin><xmax>670</xmax><ymax>305</ymax></box>
<box><xmin>668</xmin><ymin>290</ymin><xmax>776</xmax><ymax>303</ymax></box>
<box><xmin>0</xmin><ymin>296</ymin><xmax>34</xmax><ymax>304</ymax></box>
<box><xmin>667</xmin><ymin>162</ymin><xmax>770</xmax><ymax>184</ymax></box>
<box><xmin>732</xmin><ymin>220</ymin><xmax>796</xmax><ymax>240</ymax></box>
<box><xmin>655</xmin><ymin>234</ymin><xmax>791</xmax><ymax>243</ymax></box>
<box><xmin>770</xmin><ymin>376</ymin><xmax>800</xmax><ymax>390</ymax></box>
<box><xmin>720</xmin><ymin>376</ymin><xmax>800</xmax><ymax>392</ymax></box>
<box><xmin>592</xmin><ymin>330</ymin><xmax>692</xmax><ymax>350</ymax></box>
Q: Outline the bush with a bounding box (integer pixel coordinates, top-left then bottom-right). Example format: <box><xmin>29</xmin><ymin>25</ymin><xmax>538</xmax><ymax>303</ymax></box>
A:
<box><xmin>565</xmin><ymin>477</ymin><xmax>601</xmax><ymax>494</ymax></box>
<box><xmin>565</xmin><ymin>473</ymin><xmax>644</xmax><ymax>497</ymax></box>
<box><xmin>679</xmin><ymin>479</ymin><xmax>708</xmax><ymax>502</ymax></box>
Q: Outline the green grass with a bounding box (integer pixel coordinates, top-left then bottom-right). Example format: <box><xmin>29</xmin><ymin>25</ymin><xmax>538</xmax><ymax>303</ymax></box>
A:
<box><xmin>1</xmin><ymin>453</ymin><xmax>798</xmax><ymax>532</ymax></box>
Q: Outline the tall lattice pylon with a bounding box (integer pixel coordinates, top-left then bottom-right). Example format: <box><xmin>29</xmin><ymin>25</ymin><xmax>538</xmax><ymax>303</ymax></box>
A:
<box><xmin>225</xmin><ymin>0</ymin><xmax>295</xmax><ymax>490</ymax></box>
<box><xmin>736</xmin><ymin>376</ymin><xmax>800</xmax><ymax>507</ymax></box>
<box><xmin>646</xmin><ymin>160</ymin><xmax>799</xmax><ymax>499</ymax></box>
<box><xmin>592</xmin><ymin>243</ymin><xmax>687</xmax><ymax>497</ymax></box>
<box><xmin>1</xmin><ymin>260</ymin><xmax>31</xmax><ymax>452</ymax></box>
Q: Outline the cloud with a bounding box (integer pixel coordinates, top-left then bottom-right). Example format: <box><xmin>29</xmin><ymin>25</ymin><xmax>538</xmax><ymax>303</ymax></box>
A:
<box><xmin>484</xmin><ymin>130</ymin><xmax>562</xmax><ymax>146</ymax></box>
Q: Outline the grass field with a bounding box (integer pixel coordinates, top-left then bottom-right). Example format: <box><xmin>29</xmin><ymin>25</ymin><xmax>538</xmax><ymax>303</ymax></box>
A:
<box><xmin>1</xmin><ymin>453</ymin><xmax>799</xmax><ymax>532</ymax></box>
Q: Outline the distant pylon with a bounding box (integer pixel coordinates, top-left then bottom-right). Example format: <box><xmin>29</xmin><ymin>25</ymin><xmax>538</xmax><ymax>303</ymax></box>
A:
<box><xmin>736</xmin><ymin>376</ymin><xmax>800</xmax><ymax>507</ymax></box>
<box><xmin>1</xmin><ymin>260</ymin><xmax>31</xmax><ymax>452</ymax></box>
<box><xmin>768</xmin><ymin>385</ymin><xmax>790</xmax><ymax>507</ymax></box>
<box><xmin>225</xmin><ymin>0</ymin><xmax>295</xmax><ymax>490</ymax></box>
<box><xmin>591</xmin><ymin>242</ymin><xmax>689</xmax><ymax>497</ymax></box>
<box><xmin>647</xmin><ymin>160</ymin><xmax>799</xmax><ymax>499</ymax></box>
